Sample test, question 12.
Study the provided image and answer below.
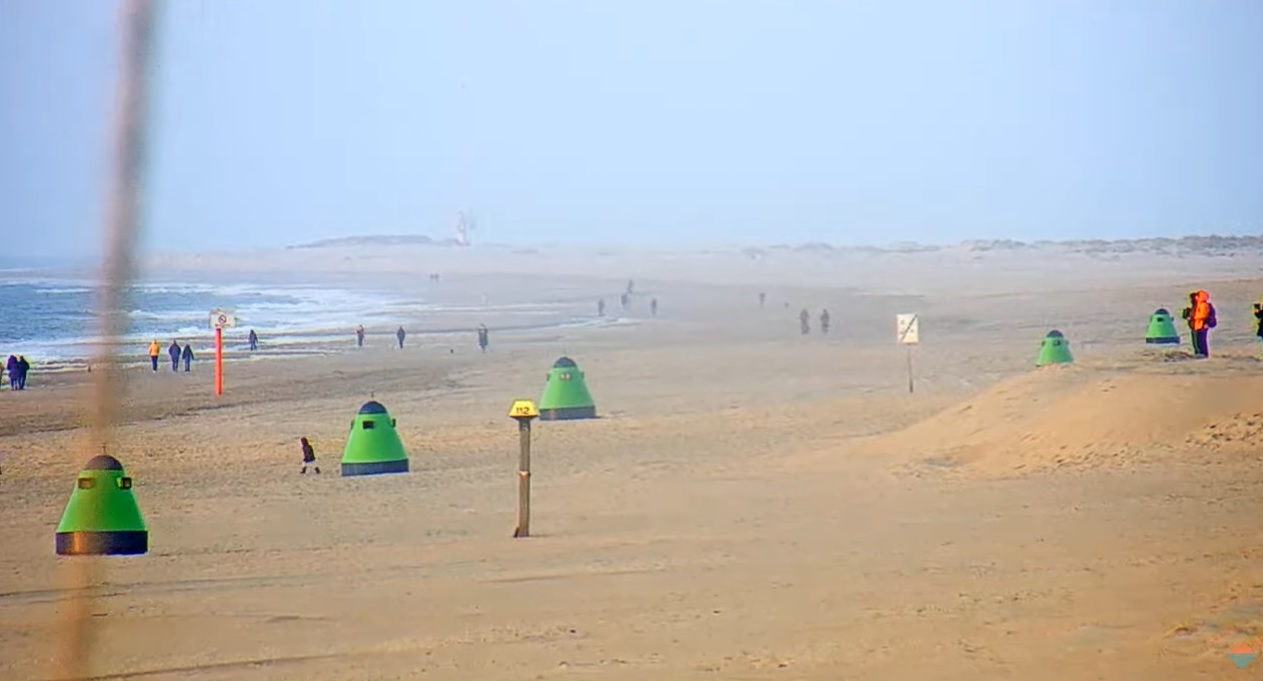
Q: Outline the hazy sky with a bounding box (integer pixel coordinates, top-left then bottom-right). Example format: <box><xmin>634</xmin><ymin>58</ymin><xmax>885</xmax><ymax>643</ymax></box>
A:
<box><xmin>2</xmin><ymin>0</ymin><xmax>1261</xmax><ymax>258</ymax></box>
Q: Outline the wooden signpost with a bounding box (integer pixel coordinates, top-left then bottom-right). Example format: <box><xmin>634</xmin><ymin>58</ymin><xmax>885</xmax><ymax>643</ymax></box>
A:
<box><xmin>896</xmin><ymin>313</ymin><xmax>919</xmax><ymax>394</ymax></box>
<box><xmin>508</xmin><ymin>399</ymin><xmax>539</xmax><ymax>538</ymax></box>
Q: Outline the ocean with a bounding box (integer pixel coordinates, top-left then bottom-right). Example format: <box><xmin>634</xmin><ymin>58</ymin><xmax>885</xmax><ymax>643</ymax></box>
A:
<box><xmin>0</xmin><ymin>268</ymin><xmax>611</xmax><ymax>365</ymax></box>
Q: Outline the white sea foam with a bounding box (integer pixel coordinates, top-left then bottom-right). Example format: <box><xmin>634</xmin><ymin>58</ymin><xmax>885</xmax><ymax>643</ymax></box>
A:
<box><xmin>2</xmin><ymin>274</ymin><xmax>609</xmax><ymax>362</ymax></box>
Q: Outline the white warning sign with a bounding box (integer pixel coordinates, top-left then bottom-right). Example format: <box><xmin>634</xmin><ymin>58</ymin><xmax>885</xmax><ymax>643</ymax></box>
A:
<box><xmin>896</xmin><ymin>313</ymin><xmax>919</xmax><ymax>345</ymax></box>
<box><xmin>210</xmin><ymin>308</ymin><xmax>237</xmax><ymax>330</ymax></box>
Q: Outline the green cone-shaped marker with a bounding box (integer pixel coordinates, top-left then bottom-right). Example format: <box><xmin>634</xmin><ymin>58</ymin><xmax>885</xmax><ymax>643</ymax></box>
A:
<box><xmin>1145</xmin><ymin>308</ymin><xmax>1180</xmax><ymax>345</ymax></box>
<box><xmin>538</xmin><ymin>356</ymin><xmax>597</xmax><ymax>420</ymax></box>
<box><xmin>55</xmin><ymin>454</ymin><xmax>148</xmax><ymax>556</ymax></box>
<box><xmin>1036</xmin><ymin>330</ymin><xmax>1074</xmax><ymax>367</ymax></box>
<box><xmin>340</xmin><ymin>400</ymin><xmax>410</xmax><ymax>476</ymax></box>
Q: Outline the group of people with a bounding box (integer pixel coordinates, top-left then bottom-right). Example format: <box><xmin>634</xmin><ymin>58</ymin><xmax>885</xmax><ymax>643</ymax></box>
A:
<box><xmin>799</xmin><ymin>308</ymin><xmax>831</xmax><ymax>335</ymax></box>
<box><xmin>596</xmin><ymin>294</ymin><xmax>659</xmax><ymax>317</ymax></box>
<box><xmin>1182</xmin><ymin>288</ymin><xmax>1263</xmax><ymax>359</ymax></box>
<box><xmin>147</xmin><ymin>339</ymin><xmax>195</xmax><ymax>372</ymax></box>
<box><xmin>352</xmin><ymin>324</ymin><xmax>494</xmax><ymax>353</ymax></box>
<box><xmin>4</xmin><ymin>355</ymin><xmax>31</xmax><ymax>390</ymax></box>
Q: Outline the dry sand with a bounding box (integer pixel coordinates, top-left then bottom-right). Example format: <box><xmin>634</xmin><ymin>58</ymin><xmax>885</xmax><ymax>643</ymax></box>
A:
<box><xmin>3</xmin><ymin>245</ymin><xmax>1263</xmax><ymax>680</ymax></box>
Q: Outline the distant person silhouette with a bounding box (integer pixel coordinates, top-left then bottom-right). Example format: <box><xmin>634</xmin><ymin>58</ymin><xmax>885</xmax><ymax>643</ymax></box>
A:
<box><xmin>477</xmin><ymin>324</ymin><xmax>489</xmax><ymax>353</ymax></box>
<box><xmin>620</xmin><ymin>293</ymin><xmax>630</xmax><ymax>311</ymax></box>
<box><xmin>5</xmin><ymin>355</ymin><xmax>16</xmax><ymax>390</ymax></box>
<box><xmin>1254</xmin><ymin>299</ymin><xmax>1263</xmax><ymax>356</ymax></box>
<box><xmin>820</xmin><ymin>309</ymin><xmax>830</xmax><ymax>335</ymax></box>
<box><xmin>248</xmin><ymin>329</ymin><xmax>258</xmax><ymax>351</ymax></box>
<box><xmin>16</xmin><ymin>356</ymin><xmax>28</xmax><ymax>390</ymax></box>
<box><xmin>396</xmin><ymin>326</ymin><xmax>406</xmax><ymax>349</ymax></box>
<box><xmin>355</xmin><ymin>325</ymin><xmax>365</xmax><ymax>347</ymax></box>
<box><xmin>759</xmin><ymin>292</ymin><xmax>766</xmax><ymax>309</ymax></box>
<box><xmin>148</xmin><ymin>339</ymin><xmax>160</xmax><ymax>371</ymax></box>
<box><xmin>597</xmin><ymin>298</ymin><xmax>606</xmax><ymax>317</ymax></box>
<box><xmin>799</xmin><ymin>308</ymin><xmax>810</xmax><ymax>335</ymax></box>
<box><xmin>299</xmin><ymin>436</ymin><xmax>320</xmax><ymax>474</ymax></box>
<box><xmin>168</xmin><ymin>341</ymin><xmax>181</xmax><ymax>372</ymax></box>
<box><xmin>650</xmin><ymin>298</ymin><xmax>658</xmax><ymax>317</ymax></box>
<box><xmin>181</xmin><ymin>343</ymin><xmax>194</xmax><ymax>372</ymax></box>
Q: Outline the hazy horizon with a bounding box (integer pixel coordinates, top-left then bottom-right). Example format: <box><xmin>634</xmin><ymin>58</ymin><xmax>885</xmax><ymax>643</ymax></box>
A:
<box><xmin>3</xmin><ymin>0</ymin><xmax>1261</xmax><ymax>260</ymax></box>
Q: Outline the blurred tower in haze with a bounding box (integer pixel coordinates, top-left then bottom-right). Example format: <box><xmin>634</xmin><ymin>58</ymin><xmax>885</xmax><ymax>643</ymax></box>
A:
<box><xmin>454</xmin><ymin>210</ymin><xmax>477</xmax><ymax>246</ymax></box>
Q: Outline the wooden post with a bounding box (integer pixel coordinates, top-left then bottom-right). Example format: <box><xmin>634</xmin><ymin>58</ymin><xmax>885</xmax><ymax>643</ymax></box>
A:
<box><xmin>508</xmin><ymin>399</ymin><xmax>540</xmax><ymax>538</ymax></box>
<box><xmin>906</xmin><ymin>346</ymin><xmax>914</xmax><ymax>394</ymax></box>
<box><xmin>514</xmin><ymin>418</ymin><xmax>532</xmax><ymax>538</ymax></box>
<box><xmin>213</xmin><ymin>326</ymin><xmax>223</xmax><ymax>396</ymax></box>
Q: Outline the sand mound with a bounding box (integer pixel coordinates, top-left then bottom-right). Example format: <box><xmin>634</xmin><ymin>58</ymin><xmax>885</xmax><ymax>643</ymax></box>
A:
<box><xmin>1187</xmin><ymin>411</ymin><xmax>1263</xmax><ymax>450</ymax></box>
<box><xmin>869</xmin><ymin>365</ymin><xmax>1263</xmax><ymax>478</ymax></box>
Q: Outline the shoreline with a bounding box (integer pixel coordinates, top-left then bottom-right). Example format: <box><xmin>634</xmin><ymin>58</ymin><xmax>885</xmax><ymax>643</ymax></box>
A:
<box><xmin>2</xmin><ymin>267</ymin><xmax>641</xmax><ymax>364</ymax></box>
<box><xmin>13</xmin><ymin>313</ymin><xmax>640</xmax><ymax>375</ymax></box>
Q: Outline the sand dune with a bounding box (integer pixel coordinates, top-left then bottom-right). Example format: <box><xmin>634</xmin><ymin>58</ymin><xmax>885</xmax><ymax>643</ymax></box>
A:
<box><xmin>864</xmin><ymin>354</ymin><xmax>1263</xmax><ymax>479</ymax></box>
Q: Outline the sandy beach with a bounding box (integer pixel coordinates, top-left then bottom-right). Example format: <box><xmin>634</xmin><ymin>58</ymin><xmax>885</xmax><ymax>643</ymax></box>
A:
<box><xmin>3</xmin><ymin>241</ymin><xmax>1263</xmax><ymax>680</ymax></box>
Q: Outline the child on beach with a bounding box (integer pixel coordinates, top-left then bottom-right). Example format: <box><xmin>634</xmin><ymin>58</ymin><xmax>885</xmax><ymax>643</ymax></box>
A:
<box><xmin>299</xmin><ymin>437</ymin><xmax>320</xmax><ymax>474</ymax></box>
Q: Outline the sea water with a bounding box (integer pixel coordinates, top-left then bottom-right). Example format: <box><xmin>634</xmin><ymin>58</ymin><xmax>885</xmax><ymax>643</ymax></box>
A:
<box><xmin>0</xmin><ymin>268</ymin><xmax>616</xmax><ymax>364</ymax></box>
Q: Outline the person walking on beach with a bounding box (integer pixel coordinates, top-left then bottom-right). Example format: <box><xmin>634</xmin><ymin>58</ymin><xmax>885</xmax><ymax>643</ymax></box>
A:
<box><xmin>1254</xmin><ymin>299</ymin><xmax>1263</xmax><ymax>357</ymax></box>
<box><xmin>1183</xmin><ymin>289</ymin><xmax>1216</xmax><ymax>358</ymax></box>
<box><xmin>299</xmin><ymin>436</ymin><xmax>320</xmax><ymax>474</ymax></box>
<box><xmin>597</xmin><ymin>298</ymin><xmax>606</xmax><ymax>317</ymax></box>
<box><xmin>181</xmin><ymin>343</ymin><xmax>194</xmax><ymax>372</ymax></box>
<box><xmin>248</xmin><ymin>329</ymin><xmax>258</xmax><ymax>351</ymax></box>
<box><xmin>650</xmin><ymin>298</ymin><xmax>658</xmax><ymax>317</ymax></box>
<box><xmin>799</xmin><ymin>308</ymin><xmax>811</xmax><ymax>335</ymax></box>
<box><xmin>477</xmin><ymin>324</ymin><xmax>489</xmax><ymax>353</ymax></box>
<box><xmin>355</xmin><ymin>325</ymin><xmax>365</xmax><ymax>348</ymax></box>
<box><xmin>759</xmin><ymin>291</ymin><xmax>766</xmax><ymax>309</ymax></box>
<box><xmin>168</xmin><ymin>340</ymin><xmax>181</xmax><ymax>372</ymax></box>
<box><xmin>396</xmin><ymin>326</ymin><xmax>406</xmax><ymax>349</ymax></box>
<box><xmin>147</xmin><ymin>339</ymin><xmax>160</xmax><ymax>371</ymax></box>
<box><xmin>16</xmin><ymin>356</ymin><xmax>28</xmax><ymax>390</ymax></box>
<box><xmin>820</xmin><ymin>309</ymin><xmax>831</xmax><ymax>335</ymax></box>
<box><xmin>5</xmin><ymin>355</ymin><xmax>16</xmax><ymax>390</ymax></box>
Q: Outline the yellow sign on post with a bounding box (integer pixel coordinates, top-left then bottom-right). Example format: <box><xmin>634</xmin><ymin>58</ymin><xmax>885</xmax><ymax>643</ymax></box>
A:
<box><xmin>509</xmin><ymin>399</ymin><xmax>539</xmax><ymax>419</ymax></box>
<box><xmin>508</xmin><ymin>398</ymin><xmax>539</xmax><ymax>538</ymax></box>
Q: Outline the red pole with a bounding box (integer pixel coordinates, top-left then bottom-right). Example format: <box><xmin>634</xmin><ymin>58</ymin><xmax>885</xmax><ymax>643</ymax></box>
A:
<box><xmin>214</xmin><ymin>326</ymin><xmax>223</xmax><ymax>396</ymax></box>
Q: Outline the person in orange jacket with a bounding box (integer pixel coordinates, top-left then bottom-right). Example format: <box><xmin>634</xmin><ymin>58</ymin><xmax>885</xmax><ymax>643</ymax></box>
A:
<box><xmin>1183</xmin><ymin>289</ymin><xmax>1216</xmax><ymax>358</ymax></box>
<box><xmin>147</xmin><ymin>339</ymin><xmax>160</xmax><ymax>371</ymax></box>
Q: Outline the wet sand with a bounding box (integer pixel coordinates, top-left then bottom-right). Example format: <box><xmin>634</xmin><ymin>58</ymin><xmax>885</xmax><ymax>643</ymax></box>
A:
<box><xmin>2</xmin><ymin>253</ymin><xmax>1263</xmax><ymax>680</ymax></box>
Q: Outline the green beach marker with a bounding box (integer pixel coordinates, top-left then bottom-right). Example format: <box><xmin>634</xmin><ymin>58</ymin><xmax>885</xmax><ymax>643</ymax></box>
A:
<box><xmin>340</xmin><ymin>400</ymin><xmax>410</xmax><ymax>476</ymax></box>
<box><xmin>537</xmin><ymin>356</ymin><xmax>597</xmax><ymax>421</ymax></box>
<box><xmin>1035</xmin><ymin>329</ymin><xmax>1074</xmax><ymax>367</ymax></box>
<box><xmin>55</xmin><ymin>454</ymin><xmax>148</xmax><ymax>556</ymax></box>
<box><xmin>1144</xmin><ymin>308</ymin><xmax>1181</xmax><ymax>345</ymax></box>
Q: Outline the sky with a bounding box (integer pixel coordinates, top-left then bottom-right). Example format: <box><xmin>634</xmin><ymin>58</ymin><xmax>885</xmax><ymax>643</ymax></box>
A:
<box><xmin>1</xmin><ymin>0</ymin><xmax>1261</xmax><ymax>258</ymax></box>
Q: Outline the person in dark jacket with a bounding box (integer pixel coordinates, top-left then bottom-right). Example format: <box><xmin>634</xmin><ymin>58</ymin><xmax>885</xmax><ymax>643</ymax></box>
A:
<box><xmin>16</xmin><ymin>356</ymin><xmax>29</xmax><ymax>390</ymax></box>
<box><xmin>299</xmin><ymin>436</ymin><xmax>320</xmax><ymax>474</ymax></box>
<box><xmin>396</xmin><ymin>326</ymin><xmax>406</xmax><ymax>349</ymax></box>
<box><xmin>799</xmin><ymin>308</ymin><xmax>811</xmax><ymax>335</ymax></box>
<box><xmin>168</xmin><ymin>341</ymin><xmax>181</xmax><ymax>372</ymax></box>
<box><xmin>820</xmin><ymin>309</ymin><xmax>831</xmax><ymax>335</ymax></box>
<box><xmin>181</xmin><ymin>343</ymin><xmax>194</xmax><ymax>372</ymax></box>
<box><xmin>5</xmin><ymin>355</ymin><xmax>16</xmax><ymax>390</ymax></box>
<box><xmin>248</xmin><ymin>329</ymin><xmax>259</xmax><ymax>351</ymax></box>
<box><xmin>477</xmin><ymin>324</ymin><xmax>489</xmax><ymax>353</ymax></box>
<box><xmin>1254</xmin><ymin>300</ymin><xmax>1263</xmax><ymax>356</ymax></box>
